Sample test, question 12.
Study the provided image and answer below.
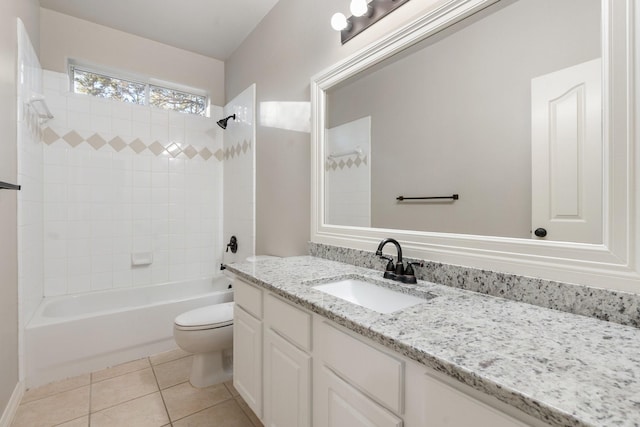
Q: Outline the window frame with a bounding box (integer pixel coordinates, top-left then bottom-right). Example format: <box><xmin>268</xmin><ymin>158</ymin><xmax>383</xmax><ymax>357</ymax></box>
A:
<box><xmin>68</xmin><ymin>61</ymin><xmax>210</xmax><ymax>117</ymax></box>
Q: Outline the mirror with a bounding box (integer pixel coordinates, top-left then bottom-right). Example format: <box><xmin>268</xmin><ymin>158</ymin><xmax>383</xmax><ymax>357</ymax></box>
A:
<box><xmin>311</xmin><ymin>0</ymin><xmax>639</xmax><ymax>291</ymax></box>
<box><xmin>325</xmin><ymin>0</ymin><xmax>602</xmax><ymax>244</ymax></box>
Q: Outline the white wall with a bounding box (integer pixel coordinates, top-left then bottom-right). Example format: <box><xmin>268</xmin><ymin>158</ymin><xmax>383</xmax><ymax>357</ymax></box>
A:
<box><xmin>36</xmin><ymin>71</ymin><xmax>224</xmax><ymax>296</ymax></box>
<box><xmin>0</xmin><ymin>0</ymin><xmax>39</xmax><ymax>417</ymax></box>
<box><xmin>17</xmin><ymin>19</ymin><xmax>44</xmax><ymax>384</ymax></box>
<box><xmin>39</xmin><ymin>8</ymin><xmax>225</xmax><ymax>106</ymax></box>
<box><xmin>222</xmin><ymin>85</ymin><xmax>256</xmax><ymax>263</ymax></box>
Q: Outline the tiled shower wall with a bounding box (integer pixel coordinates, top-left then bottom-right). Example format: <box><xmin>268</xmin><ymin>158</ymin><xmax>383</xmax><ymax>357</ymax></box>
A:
<box><xmin>38</xmin><ymin>70</ymin><xmax>225</xmax><ymax>297</ymax></box>
<box><xmin>222</xmin><ymin>85</ymin><xmax>256</xmax><ymax>264</ymax></box>
<box><xmin>17</xmin><ymin>19</ymin><xmax>44</xmax><ymax>374</ymax></box>
<box><xmin>325</xmin><ymin>117</ymin><xmax>371</xmax><ymax>227</ymax></box>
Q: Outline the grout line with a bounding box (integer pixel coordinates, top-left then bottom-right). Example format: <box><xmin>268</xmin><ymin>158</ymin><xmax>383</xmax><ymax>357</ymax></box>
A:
<box><xmin>90</xmin><ymin>358</ymin><xmax>152</xmax><ymax>384</ymax></box>
<box><xmin>234</xmin><ymin>396</ymin><xmax>263</xmax><ymax>427</ymax></box>
<box><xmin>88</xmin><ymin>379</ymin><xmax>92</xmax><ymax>427</ymax></box>
<box><xmin>88</xmin><ymin>366</ymin><xmax>160</xmax><ymax>414</ymax></box>
<box><xmin>150</xmin><ymin>357</ymin><xmax>173</xmax><ymax>424</ymax></box>
<box><xmin>19</xmin><ymin>381</ymin><xmax>90</xmax><ymax>406</ymax></box>
<box><xmin>89</xmin><ymin>390</ymin><xmax>161</xmax><ymax>416</ymax></box>
<box><xmin>150</xmin><ymin>353</ymin><xmax>191</xmax><ymax>368</ymax></box>
<box><xmin>169</xmin><ymin>396</ymin><xmax>236</xmax><ymax>424</ymax></box>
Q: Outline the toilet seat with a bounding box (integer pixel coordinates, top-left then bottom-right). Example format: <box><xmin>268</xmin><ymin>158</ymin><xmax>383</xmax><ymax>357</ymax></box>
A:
<box><xmin>174</xmin><ymin>302</ymin><xmax>234</xmax><ymax>331</ymax></box>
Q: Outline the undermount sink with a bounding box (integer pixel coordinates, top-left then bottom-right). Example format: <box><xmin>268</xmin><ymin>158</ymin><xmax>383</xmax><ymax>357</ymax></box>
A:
<box><xmin>313</xmin><ymin>278</ymin><xmax>433</xmax><ymax>314</ymax></box>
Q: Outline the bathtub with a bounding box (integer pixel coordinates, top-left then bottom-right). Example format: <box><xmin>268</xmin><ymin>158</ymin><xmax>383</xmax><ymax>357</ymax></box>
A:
<box><xmin>25</xmin><ymin>276</ymin><xmax>233</xmax><ymax>388</ymax></box>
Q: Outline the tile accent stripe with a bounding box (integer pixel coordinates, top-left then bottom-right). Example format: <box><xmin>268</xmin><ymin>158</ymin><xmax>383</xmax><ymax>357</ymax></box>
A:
<box><xmin>326</xmin><ymin>154</ymin><xmax>368</xmax><ymax>171</ymax></box>
<box><xmin>224</xmin><ymin>139</ymin><xmax>252</xmax><ymax>160</ymax></box>
<box><xmin>41</xmin><ymin>126</ymin><xmax>228</xmax><ymax>162</ymax></box>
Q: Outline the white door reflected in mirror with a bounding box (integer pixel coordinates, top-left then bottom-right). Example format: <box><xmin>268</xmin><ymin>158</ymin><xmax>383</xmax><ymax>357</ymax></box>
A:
<box><xmin>531</xmin><ymin>59</ymin><xmax>602</xmax><ymax>244</ymax></box>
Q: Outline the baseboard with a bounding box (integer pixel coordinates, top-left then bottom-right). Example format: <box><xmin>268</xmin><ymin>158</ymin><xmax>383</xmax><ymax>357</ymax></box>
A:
<box><xmin>0</xmin><ymin>381</ymin><xmax>24</xmax><ymax>427</ymax></box>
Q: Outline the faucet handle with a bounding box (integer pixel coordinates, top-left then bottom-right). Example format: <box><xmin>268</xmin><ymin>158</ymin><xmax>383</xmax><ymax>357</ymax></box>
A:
<box><xmin>404</xmin><ymin>261</ymin><xmax>424</xmax><ymax>276</ymax></box>
<box><xmin>379</xmin><ymin>255</ymin><xmax>395</xmax><ymax>272</ymax></box>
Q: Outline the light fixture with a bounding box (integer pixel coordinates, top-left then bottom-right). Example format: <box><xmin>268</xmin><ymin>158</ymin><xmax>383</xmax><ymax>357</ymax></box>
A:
<box><xmin>350</xmin><ymin>0</ymin><xmax>369</xmax><ymax>17</ymax></box>
<box><xmin>331</xmin><ymin>0</ymin><xmax>411</xmax><ymax>44</ymax></box>
<box><xmin>330</xmin><ymin>12</ymin><xmax>350</xmax><ymax>31</ymax></box>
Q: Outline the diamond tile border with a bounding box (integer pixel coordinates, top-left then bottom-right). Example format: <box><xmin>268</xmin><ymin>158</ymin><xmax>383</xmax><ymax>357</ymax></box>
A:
<box><xmin>39</xmin><ymin>126</ymin><xmax>238</xmax><ymax>162</ymax></box>
<box><xmin>326</xmin><ymin>154</ymin><xmax>367</xmax><ymax>171</ymax></box>
<box><xmin>223</xmin><ymin>139</ymin><xmax>252</xmax><ymax>161</ymax></box>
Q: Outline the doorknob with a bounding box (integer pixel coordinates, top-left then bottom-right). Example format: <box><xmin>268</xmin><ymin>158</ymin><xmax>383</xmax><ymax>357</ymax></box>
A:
<box><xmin>534</xmin><ymin>228</ymin><xmax>547</xmax><ymax>237</ymax></box>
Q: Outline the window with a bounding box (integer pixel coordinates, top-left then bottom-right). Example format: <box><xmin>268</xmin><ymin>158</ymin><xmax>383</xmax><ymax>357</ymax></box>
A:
<box><xmin>70</xmin><ymin>64</ymin><xmax>208</xmax><ymax>116</ymax></box>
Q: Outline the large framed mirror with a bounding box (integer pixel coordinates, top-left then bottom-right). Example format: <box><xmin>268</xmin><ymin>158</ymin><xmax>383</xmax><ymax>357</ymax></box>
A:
<box><xmin>311</xmin><ymin>0</ymin><xmax>639</xmax><ymax>292</ymax></box>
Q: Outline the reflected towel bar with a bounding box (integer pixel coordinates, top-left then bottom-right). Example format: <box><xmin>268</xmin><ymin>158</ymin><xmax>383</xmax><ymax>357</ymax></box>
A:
<box><xmin>396</xmin><ymin>194</ymin><xmax>458</xmax><ymax>201</ymax></box>
<box><xmin>327</xmin><ymin>147</ymin><xmax>363</xmax><ymax>159</ymax></box>
<box><xmin>0</xmin><ymin>181</ymin><xmax>21</xmax><ymax>191</ymax></box>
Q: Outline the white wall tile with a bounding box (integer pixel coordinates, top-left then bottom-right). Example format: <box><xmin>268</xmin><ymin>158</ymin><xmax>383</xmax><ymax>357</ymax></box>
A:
<box><xmin>36</xmin><ymin>70</ymin><xmax>226</xmax><ymax>297</ymax></box>
<box><xmin>150</xmin><ymin>125</ymin><xmax>169</xmax><ymax>142</ymax></box>
<box><xmin>112</xmin><ymin>270</ymin><xmax>132</xmax><ymax>288</ymax></box>
<box><xmin>112</xmin><ymin>117</ymin><xmax>132</xmax><ymax>136</ymax></box>
<box><xmin>91</xmin><ymin>271</ymin><xmax>113</xmax><ymax>291</ymax></box>
<box><xmin>132</xmin><ymin>121</ymin><xmax>151</xmax><ymax>140</ymax></box>
<box><xmin>67</xmin><ymin>95</ymin><xmax>91</xmax><ymax>113</ymax></box>
<box><xmin>90</xmin><ymin>99</ymin><xmax>111</xmax><ymax>117</ymax></box>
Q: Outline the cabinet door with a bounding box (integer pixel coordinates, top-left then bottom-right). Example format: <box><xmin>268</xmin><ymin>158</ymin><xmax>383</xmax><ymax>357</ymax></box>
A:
<box><xmin>234</xmin><ymin>305</ymin><xmax>263</xmax><ymax>418</ymax></box>
<box><xmin>263</xmin><ymin>328</ymin><xmax>311</xmax><ymax>427</ymax></box>
<box><xmin>316</xmin><ymin>366</ymin><xmax>402</xmax><ymax>427</ymax></box>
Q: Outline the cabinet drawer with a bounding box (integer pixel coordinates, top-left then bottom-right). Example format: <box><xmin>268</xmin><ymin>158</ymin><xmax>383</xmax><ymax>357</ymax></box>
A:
<box><xmin>424</xmin><ymin>372</ymin><xmax>531</xmax><ymax>427</ymax></box>
<box><xmin>318</xmin><ymin>322</ymin><xmax>403</xmax><ymax>414</ymax></box>
<box><xmin>265</xmin><ymin>293</ymin><xmax>312</xmax><ymax>351</ymax></box>
<box><xmin>234</xmin><ymin>278</ymin><xmax>262</xmax><ymax>318</ymax></box>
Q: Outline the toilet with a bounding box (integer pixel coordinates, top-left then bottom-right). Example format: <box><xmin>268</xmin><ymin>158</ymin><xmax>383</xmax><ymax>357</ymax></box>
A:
<box><xmin>173</xmin><ymin>301</ymin><xmax>234</xmax><ymax>388</ymax></box>
<box><xmin>173</xmin><ymin>255</ymin><xmax>280</xmax><ymax>388</ymax></box>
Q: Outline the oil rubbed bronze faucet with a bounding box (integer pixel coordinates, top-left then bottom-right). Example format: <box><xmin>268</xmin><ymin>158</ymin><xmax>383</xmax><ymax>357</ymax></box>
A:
<box><xmin>375</xmin><ymin>238</ymin><xmax>422</xmax><ymax>284</ymax></box>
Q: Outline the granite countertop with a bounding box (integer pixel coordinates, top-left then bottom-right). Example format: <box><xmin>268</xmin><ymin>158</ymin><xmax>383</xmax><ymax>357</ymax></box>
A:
<box><xmin>225</xmin><ymin>256</ymin><xmax>640</xmax><ymax>427</ymax></box>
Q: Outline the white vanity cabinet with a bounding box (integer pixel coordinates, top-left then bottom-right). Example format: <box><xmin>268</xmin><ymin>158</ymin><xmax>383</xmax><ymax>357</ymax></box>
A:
<box><xmin>233</xmin><ymin>279</ymin><xmax>264</xmax><ymax>418</ymax></box>
<box><xmin>262</xmin><ymin>294</ymin><xmax>312</xmax><ymax>427</ymax></box>
<box><xmin>313</xmin><ymin>319</ymin><xmax>405</xmax><ymax>427</ymax></box>
<box><xmin>233</xmin><ymin>278</ymin><xmax>312</xmax><ymax>427</ymax></box>
<box><xmin>232</xmin><ymin>277</ymin><xmax>550</xmax><ymax>427</ymax></box>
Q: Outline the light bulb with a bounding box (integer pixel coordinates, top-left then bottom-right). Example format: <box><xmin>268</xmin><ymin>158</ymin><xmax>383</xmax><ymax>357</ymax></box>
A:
<box><xmin>331</xmin><ymin>12</ymin><xmax>348</xmax><ymax>31</ymax></box>
<box><xmin>350</xmin><ymin>0</ymin><xmax>368</xmax><ymax>17</ymax></box>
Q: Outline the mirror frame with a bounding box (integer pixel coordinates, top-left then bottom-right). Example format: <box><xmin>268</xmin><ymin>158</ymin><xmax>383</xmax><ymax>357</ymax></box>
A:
<box><xmin>311</xmin><ymin>0</ymin><xmax>639</xmax><ymax>292</ymax></box>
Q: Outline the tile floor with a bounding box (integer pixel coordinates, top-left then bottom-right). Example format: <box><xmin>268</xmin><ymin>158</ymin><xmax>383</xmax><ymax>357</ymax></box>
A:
<box><xmin>11</xmin><ymin>348</ymin><xmax>263</xmax><ymax>427</ymax></box>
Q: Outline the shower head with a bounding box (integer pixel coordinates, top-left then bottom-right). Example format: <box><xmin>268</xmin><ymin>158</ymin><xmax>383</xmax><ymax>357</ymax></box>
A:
<box><xmin>217</xmin><ymin>114</ymin><xmax>236</xmax><ymax>129</ymax></box>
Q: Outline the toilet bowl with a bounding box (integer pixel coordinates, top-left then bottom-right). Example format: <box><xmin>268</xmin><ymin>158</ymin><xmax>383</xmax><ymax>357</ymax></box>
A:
<box><xmin>173</xmin><ymin>301</ymin><xmax>234</xmax><ymax>388</ymax></box>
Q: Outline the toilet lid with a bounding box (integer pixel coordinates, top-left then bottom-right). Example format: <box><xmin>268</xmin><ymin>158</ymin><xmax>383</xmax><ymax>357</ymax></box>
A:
<box><xmin>174</xmin><ymin>302</ymin><xmax>234</xmax><ymax>330</ymax></box>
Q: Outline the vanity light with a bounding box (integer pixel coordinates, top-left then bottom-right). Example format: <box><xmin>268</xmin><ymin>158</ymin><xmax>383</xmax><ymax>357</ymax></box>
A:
<box><xmin>331</xmin><ymin>0</ymin><xmax>411</xmax><ymax>44</ymax></box>
<box><xmin>331</xmin><ymin>12</ymin><xmax>350</xmax><ymax>31</ymax></box>
<box><xmin>350</xmin><ymin>0</ymin><xmax>369</xmax><ymax>17</ymax></box>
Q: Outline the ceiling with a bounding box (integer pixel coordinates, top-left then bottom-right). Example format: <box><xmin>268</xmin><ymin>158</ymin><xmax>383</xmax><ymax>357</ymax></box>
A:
<box><xmin>39</xmin><ymin>0</ymin><xmax>281</xmax><ymax>60</ymax></box>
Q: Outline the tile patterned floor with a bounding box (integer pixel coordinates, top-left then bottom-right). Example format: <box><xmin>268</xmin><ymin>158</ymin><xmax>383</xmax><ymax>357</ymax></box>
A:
<box><xmin>11</xmin><ymin>348</ymin><xmax>263</xmax><ymax>427</ymax></box>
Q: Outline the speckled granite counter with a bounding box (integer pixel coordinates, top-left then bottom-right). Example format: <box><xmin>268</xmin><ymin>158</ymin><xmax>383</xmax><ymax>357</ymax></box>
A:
<box><xmin>225</xmin><ymin>256</ymin><xmax>640</xmax><ymax>427</ymax></box>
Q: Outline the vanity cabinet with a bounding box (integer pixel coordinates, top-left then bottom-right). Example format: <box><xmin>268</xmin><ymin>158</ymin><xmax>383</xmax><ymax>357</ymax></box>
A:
<box><xmin>263</xmin><ymin>293</ymin><xmax>312</xmax><ymax>427</ymax></box>
<box><xmin>317</xmin><ymin>366</ymin><xmax>403</xmax><ymax>427</ymax></box>
<box><xmin>233</xmin><ymin>279</ymin><xmax>263</xmax><ymax>418</ymax></box>
<box><xmin>233</xmin><ymin>277</ymin><xmax>312</xmax><ymax>427</ymax></box>
<box><xmin>232</xmin><ymin>277</ymin><xmax>549</xmax><ymax>427</ymax></box>
<box><xmin>314</xmin><ymin>319</ymin><xmax>405</xmax><ymax>427</ymax></box>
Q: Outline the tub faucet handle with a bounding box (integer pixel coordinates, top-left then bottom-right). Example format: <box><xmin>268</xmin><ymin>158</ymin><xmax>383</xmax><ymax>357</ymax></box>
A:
<box><xmin>226</xmin><ymin>236</ymin><xmax>238</xmax><ymax>253</ymax></box>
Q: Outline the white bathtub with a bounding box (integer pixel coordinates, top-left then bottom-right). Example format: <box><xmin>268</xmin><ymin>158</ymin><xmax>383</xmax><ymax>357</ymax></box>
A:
<box><xmin>25</xmin><ymin>276</ymin><xmax>233</xmax><ymax>388</ymax></box>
